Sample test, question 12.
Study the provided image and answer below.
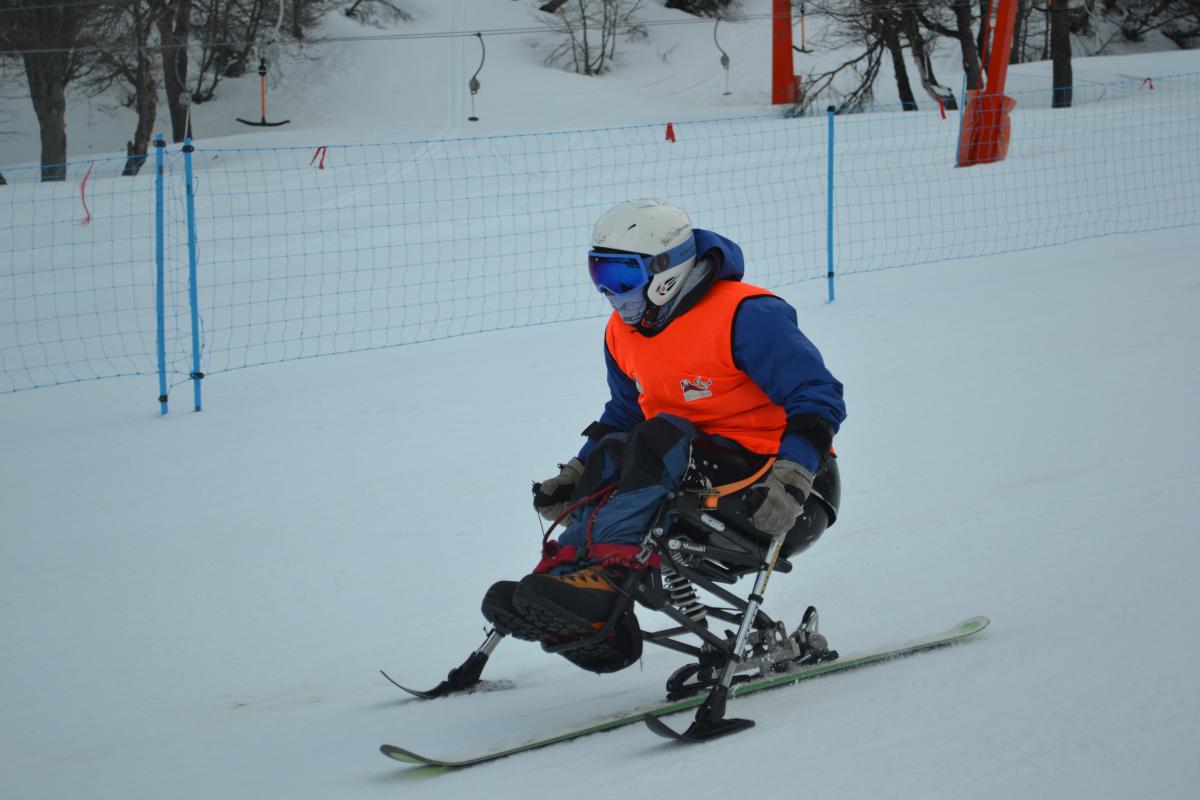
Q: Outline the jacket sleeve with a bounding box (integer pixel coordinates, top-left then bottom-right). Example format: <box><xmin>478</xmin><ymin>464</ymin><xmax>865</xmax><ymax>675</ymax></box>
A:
<box><xmin>578</xmin><ymin>340</ymin><xmax>645</xmax><ymax>460</ymax></box>
<box><xmin>732</xmin><ymin>296</ymin><xmax>846</xmax><ymax>473</ymax></box>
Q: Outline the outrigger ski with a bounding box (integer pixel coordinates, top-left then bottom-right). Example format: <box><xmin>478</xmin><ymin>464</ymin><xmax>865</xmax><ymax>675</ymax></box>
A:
<box><xmin>380</xmin><ymin>615</ymin><xmax>989</xmax><ymax>767</ymax></box>
<box><xmin>379</xmin><ymin>670</ymin><xmax>514</xmax><ymax>699</ymax></box>
<box><xmin>380</xmin><ymin>629</ymin><xmax>507</xmax><ymax>699</ymax></box>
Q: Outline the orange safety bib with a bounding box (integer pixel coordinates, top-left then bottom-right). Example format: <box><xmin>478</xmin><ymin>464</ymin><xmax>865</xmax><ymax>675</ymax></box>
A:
<box><xmin>605</xmin><ymin>281</ymin><xmax>786</xmax><ymax>455</ymax></box>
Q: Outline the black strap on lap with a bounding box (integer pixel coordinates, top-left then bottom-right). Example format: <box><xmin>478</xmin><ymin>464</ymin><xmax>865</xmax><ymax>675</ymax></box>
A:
<box><xmin>581</xmin><ymin>421</ymin><xmax>623</xmax><ymax>440</ymax></box>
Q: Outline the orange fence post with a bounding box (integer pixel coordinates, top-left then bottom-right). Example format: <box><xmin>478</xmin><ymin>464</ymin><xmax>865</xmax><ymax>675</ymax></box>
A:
<box><xmin>771</xmin><ymin>0</ymin><xmax>796</xmax><ymax>105</ymax></box>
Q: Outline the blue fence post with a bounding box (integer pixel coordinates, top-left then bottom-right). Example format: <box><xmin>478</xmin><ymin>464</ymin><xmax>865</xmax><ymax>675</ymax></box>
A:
<box><xmin>182</xmin><ymin>137</ymin><xmax>203</xmax><ymax>412</ymax></box>
<box><xmin>826</xmin><ymin>106</ymin><xmax>836</xmax><ymax>304</ymax></box>
<box><xmin>956</xmin><ymin>73</ymin><xmax>969</xmax><ymax>166</ymax></box>
<box><xmin>154</xmin><ymin>133</ymin><xmax>168</xmax><ymax>415</ymax></box>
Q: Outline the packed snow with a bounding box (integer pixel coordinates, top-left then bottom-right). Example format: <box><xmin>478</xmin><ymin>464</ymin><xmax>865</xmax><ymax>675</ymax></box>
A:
<box><xmin>2</xmin><ymin>2</ymin><xmax>1199</xmax><ymax>799</ymax></box>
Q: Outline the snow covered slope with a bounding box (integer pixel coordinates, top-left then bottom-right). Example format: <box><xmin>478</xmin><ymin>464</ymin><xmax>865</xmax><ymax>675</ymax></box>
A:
<box><xmin>2</xmin><ymin>3</ymin><xmax>1200</xmax><ymax>799</ymax></box>
<box><xmin>3</xmin><ymin>223</ymin><xmax>1198</xmax><ymax>800</ymax></box>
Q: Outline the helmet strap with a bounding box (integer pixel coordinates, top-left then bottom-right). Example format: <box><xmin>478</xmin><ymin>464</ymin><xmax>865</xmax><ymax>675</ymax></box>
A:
<box><xmin>637</xmin><ymin>302</ymin><xmax>661</xmax><ymax>332</ymax></box>
<box><xmin>632</xmin><ymin>253</ymin><xmax>719</xmax><ymax>337</ymax></box>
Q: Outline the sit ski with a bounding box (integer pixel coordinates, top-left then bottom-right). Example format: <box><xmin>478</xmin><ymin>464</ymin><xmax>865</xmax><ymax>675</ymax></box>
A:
<box><xmin>379</xmin><ymin>450</ymin><xmax>986</xmax><ymax>763</ymax></box>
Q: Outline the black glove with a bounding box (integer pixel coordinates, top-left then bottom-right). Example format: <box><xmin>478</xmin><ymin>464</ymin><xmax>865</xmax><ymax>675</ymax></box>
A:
<box><xmin>532</xmin><ymin>457</ymin><xmax>585</xmax><ymax>521</ymax></box>
<box><xmin>748</xmin><ymin>460</ymin><xmax>816</xmax><ymax>536</ymax></box>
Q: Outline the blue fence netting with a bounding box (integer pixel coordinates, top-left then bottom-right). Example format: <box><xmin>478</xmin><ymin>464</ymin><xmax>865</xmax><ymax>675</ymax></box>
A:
<box><xmin>2</xmin><ymin>72</ymin><xmax>1198</xmax><ymax>410</ymax></box>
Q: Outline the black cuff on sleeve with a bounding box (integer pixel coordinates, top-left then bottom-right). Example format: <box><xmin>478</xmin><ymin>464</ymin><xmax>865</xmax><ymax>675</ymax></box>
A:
<box><xmin>785</xmin><ymin>413</ymin><xmax>835</xmax><ymax>454</ymax></box>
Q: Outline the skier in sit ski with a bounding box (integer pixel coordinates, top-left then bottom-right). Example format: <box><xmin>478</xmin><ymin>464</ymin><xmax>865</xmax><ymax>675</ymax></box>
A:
<box><xmin>482</xmin><ymin>200</ymin><xmax>846</xmax><ymax>673</ymax></box>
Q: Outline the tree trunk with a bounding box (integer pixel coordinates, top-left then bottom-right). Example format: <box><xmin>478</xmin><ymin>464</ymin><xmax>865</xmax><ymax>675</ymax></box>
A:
<box><xmin>579</xmin><ymin>0</ymin><xmax>593</xmax><ymax>75</ymax></box>
<box><xmin>1050</xmin><ymin>0</ymin><xmax>1073</xmax><ymax>107</ymax></box>
<box><xmin>953</xmin><ymin>1</ymin><xmax>984</xmax><ymax>91</ymax></box>
<box><xmin>904</xmin><ymin>9</ymin><xmax>956</xmax><ymax>109</ymax></box>
<box><xmin>119</xmin><ymin>3</ymin><xmax>159</xmax><ymax>175</ymax></box>
<box><xmin>158</xmin><ymin>0</ymin><xmax>193</xmax><ymax>142</ymax></box>
<box><xmin>123</xmin><ymin>50</ymin><xmax>157</xmax><ymax>176</ymax></box>
<box><xmin>21</xmin><ymin>51</ymin><xmax>70</xmax><ymax>181</ymax></box>
<box><xmin>977</xmin><ymin>0</ymin><xmax>991</xmax><ymax>63</ymax></box>
<box><xmin>1010</xmin><ymin>0</ymin><xmax>1025</xmax><ymax>64</ymax></box>
<box><xmin>879</xmin><ymin>15</ymin><xmax>917</xmax><ymax>110</ymax></box>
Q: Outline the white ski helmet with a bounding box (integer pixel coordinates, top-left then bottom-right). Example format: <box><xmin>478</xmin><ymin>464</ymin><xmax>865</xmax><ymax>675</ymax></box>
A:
<box><xmin>590</xmin><ymin>200</ymin><xmax>697</xmax><ymax>310</ymax></box>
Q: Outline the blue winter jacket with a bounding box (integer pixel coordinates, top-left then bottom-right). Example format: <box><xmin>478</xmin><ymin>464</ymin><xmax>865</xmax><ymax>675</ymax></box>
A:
<box><xmin>579</xmin><ymin>228</ymin><xmax>846</xmax><ymax>473</ymax></box>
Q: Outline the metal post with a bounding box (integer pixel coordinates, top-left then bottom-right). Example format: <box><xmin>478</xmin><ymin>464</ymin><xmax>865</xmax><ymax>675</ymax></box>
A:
<box><xmin>182</xmin><ymin>137</ymin><xmax>203</xmax><ymax>411</ymax></box>
<box><xmin>956</xmin><ymin>72</ymin><xmax>968</xmax><ymax>166</ymax></box>
<box><xmin>771</xmin><ymin>0</ymin><xmax>795</xmax><ymax>104</ymax></box>
<box><xmin>154</xmin><ymin>134</ymin><xmax>168</xmax><ymax>415</ymax></box>
<box><xmin>826</xmin><ymin>106</ymin><xmax>836</xmax><ymax>303</ymax></box>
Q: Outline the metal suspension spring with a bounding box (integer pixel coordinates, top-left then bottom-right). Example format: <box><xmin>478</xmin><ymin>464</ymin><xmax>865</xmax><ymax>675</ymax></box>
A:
<box><xmin>661</xmin><ymin>563</ymin><xmax>707</xmax><ymax>625</ymax></box>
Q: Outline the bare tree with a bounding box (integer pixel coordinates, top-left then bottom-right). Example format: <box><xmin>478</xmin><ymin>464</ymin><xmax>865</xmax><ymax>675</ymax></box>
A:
<box><xmin>81</xmin><ymin>1</ymin><xmax>170</xmax><ymax>174</ymax></box>
<box><xmin>803</xmin><ymin>2</ymin><xmax>917</xmax><ymax>111</ymax></box>
<box><xmin>0</xmin><ymin>0</ymin><xmax>102</xmax><ymax>181</ymax></box>
<box><xmin>539</xmin><ymin>0</ymin><xmax>646</xmax><ymax>76</ymax></box>
<box><xmin>1103</xmin><ymin>0</ymin><xmax>1200</xmax><ymax>47</ymax></box>
<box><xmin>911</xmin><ymin>1</ymin><xmax>984</xmax><ymax>92</ymax></box>
<box><xmin>189</xmin><ymin>0</ymin><xmax>266</xmax><ymax>103</ymax></box>
<box><xmin>343</xmin><ymin>0</ymin><xmax>412</xmax><ymax>27</ymax></box>
<box><xmin>902</xmin><ymin>5</ymin><xmax>957</xmax><ymax>109</ymax></box>
<box><xmin>798</xmin><ymin>2</ymin><xmax>885</xmax><ymax>112</ymax></box>
<box><xmin>286</xmin><ymin>0</ymin><xmax>336</xmax><ymax>36</ymax></box>
<box><xmin>1010</xmin><ymin>0</ymin><xmax>1035</xmax><ymax>63</ymax></box>
<box><xmin>877</xmin><ymin>5</ymin><xmax>918</xmax><ymax>110</ymax></box>
<box><xmin>189</xmin><ymin>1</ymin><xmax>336</xmax><ymax>106</ymax></box>
<box><xmin>158</xmin><ymin>0</ymin><xmax>193</xmax><ymax>142</ymax></box>
<box><xmin>663</xmin><ymin>0</ymin><xmax>739</xmax><ymax>16</ymax></box>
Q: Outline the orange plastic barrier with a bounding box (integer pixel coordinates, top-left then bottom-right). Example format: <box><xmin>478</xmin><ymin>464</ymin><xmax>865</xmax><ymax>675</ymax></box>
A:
<box><xmin>957</xmin><ymin>91</ymin><xmax>1018</xmax><ymax>167</ymax></box>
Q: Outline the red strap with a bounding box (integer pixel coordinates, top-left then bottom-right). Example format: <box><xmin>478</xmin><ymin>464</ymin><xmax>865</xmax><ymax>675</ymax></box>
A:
<box><xmin>79</xmin><ymin>161</ymin><xmax>94</xmax><ymax>226</ymax></box>
<box><xmin>534</xmin><ymin>482</ymin><xmax>659</xmax><ymax>572</ymax></box>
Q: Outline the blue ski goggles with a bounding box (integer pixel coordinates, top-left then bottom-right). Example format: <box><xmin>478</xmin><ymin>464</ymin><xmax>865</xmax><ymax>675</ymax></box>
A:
<box><xmin>587</xmin><ymin>237</ymin><xmax>696</xmax><ymax>296</ymax></box>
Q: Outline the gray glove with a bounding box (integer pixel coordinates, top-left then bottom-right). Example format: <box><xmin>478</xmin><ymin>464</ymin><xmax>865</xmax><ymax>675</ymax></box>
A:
<box><xmin>532</xmin><ymin>457</ymin><xmax>585</xmax><ymax>521</ymax></box>
<box><xmin>750</xmin><ymin>460</ymin><xmax>816</xmax><ymax>536</ymax></box>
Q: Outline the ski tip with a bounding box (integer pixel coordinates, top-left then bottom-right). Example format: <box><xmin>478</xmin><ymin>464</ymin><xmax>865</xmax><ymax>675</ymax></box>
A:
<box><xmin>379</xmin><ymin>670</ymin><xmax>437</xmax><ymax>699</ymax></box>
<box><xmin>958</xmin><ymin>615</ymin><xmax>990</xmax><ymax>635</ymax></box>
<box><xmin>380</xmin><ymin>744</ymin><xmax>437</xmax><ymax>765</ymax></box>
<box><xmin>643</xmin><ymin>714</ymin><xmax>685</xmax><ymax>741</ymax></box>
<box><xmin>644</xmin><ymin>713</ymin><xmax>756</xmax><ymax>743</ymax></box>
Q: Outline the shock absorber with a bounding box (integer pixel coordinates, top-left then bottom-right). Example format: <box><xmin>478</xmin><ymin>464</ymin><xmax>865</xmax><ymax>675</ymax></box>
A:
<box><xmin>662</xmin><ymin>562</ymin><xmax>707</xmax><ymax>626</ymax></box>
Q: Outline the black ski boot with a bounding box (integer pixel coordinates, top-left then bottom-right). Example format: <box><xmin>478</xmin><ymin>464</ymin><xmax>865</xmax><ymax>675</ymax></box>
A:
<box><xmin>512</xmin><ymin>565</ymin><xmax>644</xmax><ymax>673</ymax></box>
<box><xmin>481</xmin><ymin>580</ymin><xmax>544</xmax><ymax>642</ymax></box>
